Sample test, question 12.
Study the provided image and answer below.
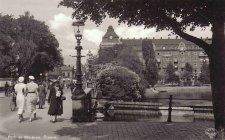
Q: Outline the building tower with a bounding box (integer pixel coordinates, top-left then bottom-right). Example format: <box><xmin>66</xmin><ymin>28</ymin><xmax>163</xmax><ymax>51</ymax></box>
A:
<box><xmin>99</xmin><ymin>25</ymin><xmax>122</xmax><ymax>48</ymax></box>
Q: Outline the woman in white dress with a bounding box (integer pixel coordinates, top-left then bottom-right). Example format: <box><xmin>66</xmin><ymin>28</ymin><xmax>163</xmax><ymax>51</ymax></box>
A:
<box><xmin>14</xmin><ymin>77</ymin><xmax>26</xmax><ymax>123</ymax></box>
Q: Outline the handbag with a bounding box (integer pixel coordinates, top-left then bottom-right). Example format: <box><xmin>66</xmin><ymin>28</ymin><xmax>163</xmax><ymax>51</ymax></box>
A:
<box><xmin>60</xmin><ymin>95</ymin><xmax>66</xmax><ymax>101</ymax></box>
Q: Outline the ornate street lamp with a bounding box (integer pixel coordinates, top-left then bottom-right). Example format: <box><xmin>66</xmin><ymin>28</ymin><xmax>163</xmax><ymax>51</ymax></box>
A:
<box><xmin>71</xmin><ymin>17</ymin><xmax>87</xmax><ymax>122</ymax></box>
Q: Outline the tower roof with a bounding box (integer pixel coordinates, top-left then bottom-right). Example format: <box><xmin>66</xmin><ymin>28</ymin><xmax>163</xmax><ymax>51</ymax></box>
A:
<box><xmin>102</xmin><ymin>25</ymin><xmax>119</xmax><ymax>39</ymax></box>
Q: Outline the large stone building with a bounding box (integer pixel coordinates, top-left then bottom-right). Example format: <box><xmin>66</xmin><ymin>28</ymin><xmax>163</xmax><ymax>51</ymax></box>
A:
<box><xmin>100</xmin><ymin>25</ymin><xmax>210</xmax><ymax>79</ymax></box>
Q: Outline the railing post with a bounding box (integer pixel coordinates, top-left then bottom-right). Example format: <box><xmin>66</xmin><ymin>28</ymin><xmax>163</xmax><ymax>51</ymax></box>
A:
<box><xmin>167</xmin><ymin>95</ymin><xmax>172</xmax><ymax>123</ymax></box>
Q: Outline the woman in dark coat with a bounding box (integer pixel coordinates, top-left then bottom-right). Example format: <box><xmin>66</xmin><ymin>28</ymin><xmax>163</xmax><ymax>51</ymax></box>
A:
<box><xmin>47</xmin><ymin>81</ymin><xmax>63</xmax><ymax>123</ymax></box>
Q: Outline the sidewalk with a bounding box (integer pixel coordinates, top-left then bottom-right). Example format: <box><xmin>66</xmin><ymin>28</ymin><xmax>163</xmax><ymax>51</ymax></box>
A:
<box><xmin>0</xmin><ymin>89</ymin><xmax>215</xmax><ymax>140</ymax></box>
<box><xmin>0</xmin><ymin>91</ymin><xmax>5</xmax><ymax>98</ymax></box>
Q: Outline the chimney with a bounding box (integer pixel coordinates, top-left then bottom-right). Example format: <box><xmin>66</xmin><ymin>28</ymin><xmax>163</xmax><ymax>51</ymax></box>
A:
<box><xmin>160</xmin><ymin>37</ymin><xmax>162</xmax><ymax>39</ymax></box>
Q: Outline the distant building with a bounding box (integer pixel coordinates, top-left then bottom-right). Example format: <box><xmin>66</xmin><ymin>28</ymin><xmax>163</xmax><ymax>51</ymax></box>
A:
<box><xmin>61</xmin><ymin>65</ymin><xmax>75</xmax><ymax>79</ymax></box>
<box><xmin>48</xmin><ymin>67</ymin><xmax>62</xmax><ymax>79</ymax></box>
<box><xmin>47</xmin><ymin>65</ymin><xmax>75</xmax><ymax>80</ymax></box>
<box><xmin>100</xmin><ymin>25</ymin><xmax>210</xmax><ymax>79</ymax></box>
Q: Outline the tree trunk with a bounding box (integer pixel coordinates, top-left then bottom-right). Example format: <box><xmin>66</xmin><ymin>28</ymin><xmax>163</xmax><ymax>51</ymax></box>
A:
<box><xmin>209</xmin><ymin>19</ymin><xmax>225</xmax><ymax>137</ymax></box>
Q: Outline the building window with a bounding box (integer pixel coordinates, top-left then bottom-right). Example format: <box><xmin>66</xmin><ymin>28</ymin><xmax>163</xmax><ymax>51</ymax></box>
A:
<box><xmin>163</xmin><ymin>47</ymin><xmax>165</xmax><ymax>50</ymax></box>
<box><xmin>194</xmin><ymin>57</ymin><xmax>197</xmax><ymax>61</ymax></box>
<box><xmin>193</xmin><ymin>52</ymin><xmax>197</xmax><ymax>55</ymax></box>
<box><xmin>157</xmin><ymin>53</ymin><xmax>160</xmax><ymax>55</ymax></box>
<box><xmin>173</xmin><ymin>52</ymin><xmax>177</xmax><ymax>55</ymax></box>
<box><xmin>194</xmin><ymin>63</ymin><xmax>197</xmax><ymax>67</ymax></box>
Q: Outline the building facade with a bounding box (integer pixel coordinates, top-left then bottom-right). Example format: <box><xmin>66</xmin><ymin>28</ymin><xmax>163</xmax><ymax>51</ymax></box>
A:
<box><xmin>100</xmin><ymin>25</ymin><xmax>210</xmax><ymax>79</ymax></box>
<box><xmin>48</xmin><ymin>65</ymin><xmax>75</xmax><ymax>80</ymax></box>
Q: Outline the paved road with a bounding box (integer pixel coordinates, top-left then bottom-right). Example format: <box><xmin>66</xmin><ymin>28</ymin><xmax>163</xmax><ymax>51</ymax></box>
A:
<box><xmin>0</xmin><ymin>89</ymin><xmax>217</xmax><ymax>140</ymax></box>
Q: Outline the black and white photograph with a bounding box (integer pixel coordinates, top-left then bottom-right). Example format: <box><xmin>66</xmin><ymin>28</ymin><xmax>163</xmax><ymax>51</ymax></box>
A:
<box><xmin>0</xmin><ymin>0</ymin><xmax>224</xmax><ymax>139</ymax></box>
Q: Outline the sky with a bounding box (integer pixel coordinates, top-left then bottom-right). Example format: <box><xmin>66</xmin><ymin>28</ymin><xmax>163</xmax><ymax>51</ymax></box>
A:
<box><xmin>0</xmin><ymin>0</ymin><xmax>212</xmax><ymax>67</ymax></box>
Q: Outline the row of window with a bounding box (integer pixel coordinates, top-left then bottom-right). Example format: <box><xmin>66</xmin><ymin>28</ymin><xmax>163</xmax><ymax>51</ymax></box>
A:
<box><xmin>156</xmin><ymin>46</ymin><xmax>201</xmax><ymax>50</ymax></box>
<box><xmin>161</xmin><ymin>69</ymin><xmax>200</xmax><ymax>73</ymax></box>
<box><xmin>158</xmin><ymin>57</ymin><xmax>198</xmax><ymax>61</ymax></box>
<box><xmin>161</xmin><ymin>63</ymin><xmax>200</xmax><ymax>67</ymax></box>
<box><xmin>157</xmin><ymin>51</ymin><xmax>202</xmax><ymax>56</ymax></box>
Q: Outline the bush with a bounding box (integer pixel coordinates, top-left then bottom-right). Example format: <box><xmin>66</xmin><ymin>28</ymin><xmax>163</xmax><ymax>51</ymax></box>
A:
<box><xmin>184</xmin><ymin>80</ymin><xmax>192</xmax><ymax>86</ymax></box>
<box><xmin>97</xmin><ymin>65</ymin><xmax>142</xmax><ymax>100</ymax></box>
<box><xmin>194</xmin><ymin>80</ymin><xmax>202</xmax><ymax>87</ymax></box>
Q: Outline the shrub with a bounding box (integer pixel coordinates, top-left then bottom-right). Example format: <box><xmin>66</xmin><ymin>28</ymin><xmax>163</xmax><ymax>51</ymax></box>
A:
<box><xmin>97</xmin><ymin>65</ymin><xmax>142</xmax><ymax>100</ymax></box>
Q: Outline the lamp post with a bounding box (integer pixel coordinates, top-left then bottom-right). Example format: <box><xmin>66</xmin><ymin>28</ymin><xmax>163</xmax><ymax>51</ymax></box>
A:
<box><xmin>71</xmin><ymin>17</ymin><xmax>87</xmax><ymax>122</ymax></box>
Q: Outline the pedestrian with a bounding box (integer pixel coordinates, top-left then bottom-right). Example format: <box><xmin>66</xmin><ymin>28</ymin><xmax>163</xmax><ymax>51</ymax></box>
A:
<box><xmin>48</xmin><ymin>81</ymin><xmax>63</xmax><ymax>123</ymax></box>
<box><xmin>37</xmin><ymin>82</ymin><xmax>47</xmax><ymax>109</ymax></box>
<box><xmin>4</xmin><ymin>81</ymin><xmax>9</xmax><ymax>96</ymax></box>
<box><xmin>25</xmin><ymin>76</ymin><xmax>39</xmax><ymax>122</ymax></box>
<box><xmin>70</xmin><ymin>81</ymin><xmax>75</xmax><ymax>93</ymax></box>
<box><xmin>14</xmin><ymin>77</ymin><xmax>26</xmax><ymax>123</ymax></box>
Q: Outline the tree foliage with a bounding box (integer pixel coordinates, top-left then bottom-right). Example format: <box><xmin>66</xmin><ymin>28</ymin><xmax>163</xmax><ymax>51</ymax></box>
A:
<box><xmin>141</xmin><ymin>39</ymin><xmax>158</xmax><ymax>86</ymax></box>
<box><xmin>181</xmin><ymin>63</ymin><xmax>193</xmax><ymax>81</ymax></box>
<box><xmin>145</xmin><ymin>60</ymin><xmax>158</xmax><ymax>87</ymax></box>
<box><xmin>115</xmin><ymin>46</ymin><xmax>143</xmax><ymax>75</ymax></box>
<box><xmin>0</xmin><ymin>12</ymin><xmax>63</xmax><ymax>78</ymax></box>
<box><xmin>96</xmin><ymin>65</ymin><xmax>141</xmax><ymax>100</ymax></box>
<box><xmin>165</xmin><ymin>62</ymin><xmax>179</xmax><ymax>84</ymax></box>
<box><xmin>59</xmin><ymin>0</ymin><xmax>225</xmax><ymax>130</ymax></box>
<box><xmin>198</xmin><ymin>62</ymin><xmax>210</xmax><ymax>84</ymax></box>
<box><xmin>142</xmin><ymin>39</ymin><xmax>155</xmax><ymax>65</ymax></box>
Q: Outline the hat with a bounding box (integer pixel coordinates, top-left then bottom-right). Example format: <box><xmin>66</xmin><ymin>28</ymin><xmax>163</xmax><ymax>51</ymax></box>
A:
<box><xmin>18</xmin><ymin>77</ymin><xmax>24</xmax><ymax>82</ymax></box>
<box><xmin>29</xmin><ymin>76</ymin><xmax>35</xmax><ymax>80</ymax></box>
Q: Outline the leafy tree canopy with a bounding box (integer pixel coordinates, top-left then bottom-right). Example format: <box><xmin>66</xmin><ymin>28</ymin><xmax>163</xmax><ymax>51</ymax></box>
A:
<box><xmin>198</xmin><ymin>62</ymin><xmax>210</xmax><ymax>84</ymax></box>
<box><xmin>0</xmin><ymin>12</ymin><xmax>63</xmax><ymax>78</ymax></box>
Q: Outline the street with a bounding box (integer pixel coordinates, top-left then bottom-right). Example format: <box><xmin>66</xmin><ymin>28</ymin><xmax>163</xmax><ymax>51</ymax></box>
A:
<box><xmin>0</xmin><ymin>94</ymin><xmax>13</xmax><ymax>119</ymax></box>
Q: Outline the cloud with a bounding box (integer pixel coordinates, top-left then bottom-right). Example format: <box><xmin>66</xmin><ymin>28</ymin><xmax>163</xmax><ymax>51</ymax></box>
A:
<box><xmin>115</xmin><ymin>26</ymin><xmax>155</xmax><ymax>39</ymax></box>
<box><xmin>49</xmin><ymin>13</ymin><xmax>72</xmax><ymax>30</ymax></box>
<box><xmin>83</xmin><ymin>29</ymin><xmax>104</xmax><ymax>45</ymax></box>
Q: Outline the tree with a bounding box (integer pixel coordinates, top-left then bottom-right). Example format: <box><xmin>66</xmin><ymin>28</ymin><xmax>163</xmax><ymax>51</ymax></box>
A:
<box><xmin>182</xmin><ymin>63</ymin><xmax>193</xmax><ymax>80</ymax></box>
<box><xmin>166</xmin><ymin>62</ymin><xmax>176</xmax><ymax>76</ymax></box>
<box><xmin>141</xmin><ymin>39</ymin><xmax>158</xmax><ymax>86</ymax></box>
<box><xmin>0</xmin><ymin>12</ymin><xmax>63</xmax><ymax>79</ymax></box>
<box><xmin>60</xmin><ymin>1</ymin><xmax>225</xmax><ymax>131</ymax></box>
<box><xmin>116</xmin><ymin>46</ymin><xmax>144</xmax><ymax>74</ymax></box>
<box><xmin>165</xmin><ymin>62</ymin><xmax>179</xmax><ymax>84</ymax></box>
<box><xmin>145</xmin><ymin>60</ymin><xmax>158</xmax><ymax>87</ymax></box>
<box><xmin>199</xmin><ymin>62</ymin><xmax>210</xmax><ymax>84</ymax></box>
<box><xmin>142</xmin><ymin>39</ymin><xmax>155</xmax><ymax>66</ymax></box>
<box><xmin>10</xmin><ymin>39</ymin><xmax>38</xmax><ymax>76</ymax></box>
<box><xmin>17</xmin><ymin>12</ymin><xmax>63</xmax><ymax>77</ymax></box>
<box><xmin>96</xmin><ymin>47</ymin><xmax>115</xmax><ymax>64</ymax></box>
